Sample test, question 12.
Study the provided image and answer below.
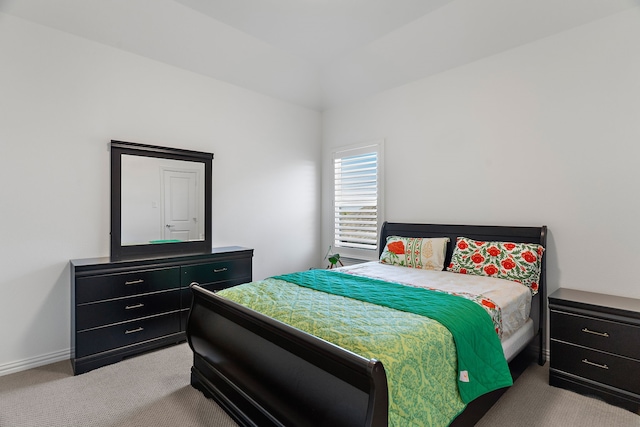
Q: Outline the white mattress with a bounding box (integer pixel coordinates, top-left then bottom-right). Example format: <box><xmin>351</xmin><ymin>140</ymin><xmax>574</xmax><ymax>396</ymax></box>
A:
<box><xmin>337</xmin><ymin>261</ymin><xmax>532</xmax><ymax>342</ymax></box>
<box><xmin>502</xmin><ymin>318</ymin><xmax>534</xmax><ymax>361</ymax></box>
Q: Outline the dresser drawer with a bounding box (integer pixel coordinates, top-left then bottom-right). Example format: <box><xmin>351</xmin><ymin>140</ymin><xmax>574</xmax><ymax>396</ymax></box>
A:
<box><xmin>75</xmin><ymin>312</ymin><xmax>181</xmax><ymax>358</ymax></box>
<box><xmin>180</xmin><ymin>277</ymin><xmax>248</xmax><ymax>310</ymax></box>
<box><xmin>76</xmin><ymin>267</ymin><xmax>180</xmax><ymax>304</ymax></box>
<box><xmin>76</xmin><ymin>289</ymin><xmax>181</xmax><ymax>331</ymax></box>
<box><xmin>551</xmin><ymin>340</ymin><xmax>640</xmax><ymax>395</ymax></box>
<box><xmin>181</xmin><ymin>258</ymin><xmax>251</xmax><ymax>287</ymax></box>
<box><xmin>550</xmin><ymin>310</ymin><xmax>640</xmax><ymax>359</ymax></box>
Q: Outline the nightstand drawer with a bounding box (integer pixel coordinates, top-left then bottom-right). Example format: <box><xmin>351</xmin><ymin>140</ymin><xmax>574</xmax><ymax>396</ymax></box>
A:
<box><xmin>550</xmin><ymin>310</ymin><xmax>640</xmax><ymax>359</ymax></box>
<box><xmin>75</xmin><ymin>312</ymin><xmax>181</xmax><ymax>358</ymax></box>
<box><xmin>76</xmin><ymin>267</ymin><xmax>180</xmax><ymax>304</ymax></box>
<box><xmin>551</xmin><ymin>340</ymin><xmax>640</xmax><ymax>395</ymax></box>
<box><xmin>181</xmin><ymin>258</ymin><xmax>251</xmax><ymax>287</ymax></box>
<box><xmin>76</xmin><ymin>289</ymin><xmax>181</xmax><ymax>331</ymax></box>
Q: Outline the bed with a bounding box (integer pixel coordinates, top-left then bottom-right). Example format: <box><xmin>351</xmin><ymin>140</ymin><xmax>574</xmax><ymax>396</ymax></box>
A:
<box><xmin>187</xmin><ymin>222</ymin><xmax>547</xmax><ymax>426</ymax></box>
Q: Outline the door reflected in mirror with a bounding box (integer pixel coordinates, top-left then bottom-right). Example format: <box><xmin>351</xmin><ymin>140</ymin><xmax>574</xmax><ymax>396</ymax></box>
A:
<box><xmin>121</xmin><ymin>155</ymin><xmax>205</xmax><ymax>246</ymax></box>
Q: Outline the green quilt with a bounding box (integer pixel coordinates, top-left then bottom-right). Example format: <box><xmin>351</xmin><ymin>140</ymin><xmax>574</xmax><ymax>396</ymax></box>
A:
<box><xmin>218</xmin><ymin>270</ymin><xmax>512</xmax><ymax>427</ymax></box>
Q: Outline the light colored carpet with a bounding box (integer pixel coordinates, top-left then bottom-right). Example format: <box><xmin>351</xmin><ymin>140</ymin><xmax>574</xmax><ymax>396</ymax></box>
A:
<box><xmin>1</xmin><ymin>343</ymin><xmax>638</xmax><ymax>426</ymax></box>
<box><xmin>0</xmin><ymin>344</ymin><xmax>236</xmax><ymax>427</ymax></box>
<box><xmin>476</xmin><ymin>362</ymin><xmax>640</xmax><ymax>427</ymax></box>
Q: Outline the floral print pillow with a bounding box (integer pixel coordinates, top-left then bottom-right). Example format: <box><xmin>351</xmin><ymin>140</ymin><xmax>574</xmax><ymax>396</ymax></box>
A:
<box><xmin>447</xmin><ymin>236</ymin><xmax>544</xmax><ymax>295</ymax></box>
<box><xmin>380</xmin><ymin>236</ymin><xmax>449</xmax><ymax>271</ymax></box>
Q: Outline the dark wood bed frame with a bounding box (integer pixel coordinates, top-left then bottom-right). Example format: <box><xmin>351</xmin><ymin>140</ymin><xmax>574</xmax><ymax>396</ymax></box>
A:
<box><xmin>187</xmin><ymin>222</ymin><xmax>547</xmax><ymax>426</ymax></box>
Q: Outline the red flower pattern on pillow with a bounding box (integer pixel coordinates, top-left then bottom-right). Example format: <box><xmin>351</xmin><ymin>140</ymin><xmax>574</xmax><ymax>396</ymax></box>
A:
<box><xmin>387</xmin><ymin>241</ymin><xmax>405</xmax><ymax>255</ymax></box>
<box><xmin>471</xmin><ymin>253</ymin><xmax>485</xmax><ymax>264</ymax></box>
<box><xmin>501</xmin><ymin>258</ymin><xmax>516</xmax><ymax>270</ymax></box>
<box><xmin>522</xmin><ymin>251</ymin><xmax>537</xmax><ymax>263</ymax></box>
<box><xmin>483</xmin><ymin>265</ymin><xmax>499</xmax><ymax>276</ymax></box>
<box><xmin>447</xmin><ymin>236</ymin><xmax>545</xmax><ymax>295</ymax></box>
<box><xmin>487</xmin><ymin>246</ymin><xmax>501</xmax><ymax>257</ymax></box>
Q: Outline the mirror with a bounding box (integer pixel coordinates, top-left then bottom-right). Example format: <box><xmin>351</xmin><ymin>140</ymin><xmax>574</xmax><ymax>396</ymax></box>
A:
<box><xmin>110</xmin><ymin>140</ymin><xmax>213</xmax><ymax>259</ymax></box>
<box><xmin>120</xmin><ymin>155</ymin><xmax>205</xmax><ymax>245</ymax></box>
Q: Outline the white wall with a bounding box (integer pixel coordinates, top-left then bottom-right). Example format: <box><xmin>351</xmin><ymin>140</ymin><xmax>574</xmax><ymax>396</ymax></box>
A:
<box><xmin>322</xmin><ymin>8</ymin><xmax>640</xmax><ymax>301</ymax></box>
<box><xmin>0</xmin><ymin>13</ymin><xmax>321</xmax><ymax>373</ymax></box>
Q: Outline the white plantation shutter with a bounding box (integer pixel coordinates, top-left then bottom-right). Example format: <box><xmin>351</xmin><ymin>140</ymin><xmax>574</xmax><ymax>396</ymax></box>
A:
<box><xmin>333</xmin><ymin>142</ymin><xmax>384</xmax><ymax>257</ymax></box>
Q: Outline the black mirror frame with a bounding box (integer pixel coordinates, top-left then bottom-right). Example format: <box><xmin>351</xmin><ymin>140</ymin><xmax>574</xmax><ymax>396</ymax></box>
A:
<box><xmin>110</xmin><ymin>140</ymin><xmax>213</xmax><ymax>260</ymax></box>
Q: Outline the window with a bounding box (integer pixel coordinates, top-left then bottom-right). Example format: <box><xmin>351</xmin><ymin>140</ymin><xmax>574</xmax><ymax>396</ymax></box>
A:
<box><xmin>333</xmin><ymin>141</ymin><xmax>384</xmax><ymax>259</ymax></box>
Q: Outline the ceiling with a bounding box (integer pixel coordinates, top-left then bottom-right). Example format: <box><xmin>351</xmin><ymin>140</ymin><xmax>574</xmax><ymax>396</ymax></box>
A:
<box><xmin>174</xmin><ymin>0</ymin><xmax>453</xmax><ymax>65</ymax></box>
<box><xmin>1</xmin><ymin>0</ymin><xmax>638</xmax><ymax>110</ymax></box>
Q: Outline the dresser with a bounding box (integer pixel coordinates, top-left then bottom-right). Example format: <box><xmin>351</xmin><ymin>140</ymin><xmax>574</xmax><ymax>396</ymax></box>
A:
<box><xmin>549</xmin><ymin>288</ymin><xmax>640</xmax><ymax>413</ymax></box>
<box><xmin>71</xmin><ymin>246</ymin><xmax>253</xmax><ymax>374</ymax></box>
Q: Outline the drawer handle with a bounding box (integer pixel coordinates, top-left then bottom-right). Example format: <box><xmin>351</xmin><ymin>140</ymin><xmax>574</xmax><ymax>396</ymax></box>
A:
<box><xmin>125</xmin><ymin>303</ymin><xmax>144</xmax><ymax>310</ymax></box>
<box><xmin>214</xmin><ymin>268</ymin><xmax>228</xmax><ymax>273</ymax></box>
<box><xmin>581</xmin><ymin>328</ymin><xmax>609</xmax><ymax>338</ymax></box>
<box><xmin>125</xmin><ymin>279</ymin><xmax>144</xmax><ymax>286</ymax></box>
<box><xmin>582</xmin><ymin>359</ymin><xmax>609</xmax><ymax>370</ymax></box>
<box><xmin>125</xmin><ymin>327</ymin><xmax>144</xmax><ymax>334</ymax></box>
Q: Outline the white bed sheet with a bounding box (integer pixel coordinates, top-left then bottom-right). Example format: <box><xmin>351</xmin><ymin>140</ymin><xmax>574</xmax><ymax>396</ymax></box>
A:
<box><xmin>337</xmin><ymin>261</ymin><xmax>532</xmax><ymax>342</ymax></box>
<box><xmin>502</xmin><ymin>318</ymin><xmax>534</xmax><ymax>361</ymax></box>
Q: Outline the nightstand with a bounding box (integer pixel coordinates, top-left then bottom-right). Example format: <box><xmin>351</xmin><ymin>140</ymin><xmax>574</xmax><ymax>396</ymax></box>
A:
<box><xmin>549</xmin><ymin>288</ymin><xmax>640</xmax><ymax>413</ymax></box>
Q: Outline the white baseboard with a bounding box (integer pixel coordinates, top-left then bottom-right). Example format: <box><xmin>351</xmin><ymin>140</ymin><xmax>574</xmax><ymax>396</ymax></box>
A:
<box><xmin>0</xmin><ymin>348</ymin><xmax>71</xmax><ymax>377</ymax></box>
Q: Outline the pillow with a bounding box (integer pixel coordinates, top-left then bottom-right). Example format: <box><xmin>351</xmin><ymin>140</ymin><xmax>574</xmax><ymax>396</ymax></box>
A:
<box><xmin>380</xmin><ymin>236</ymin><xmax>449</xmax><ymax>271</ymax></box>
<box><xmin>447</xmin><ymin>236</ymin><xmax>544</xmax><ymax>295</ymax></box>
